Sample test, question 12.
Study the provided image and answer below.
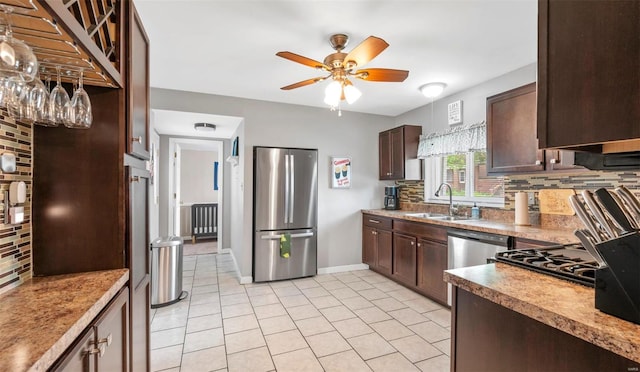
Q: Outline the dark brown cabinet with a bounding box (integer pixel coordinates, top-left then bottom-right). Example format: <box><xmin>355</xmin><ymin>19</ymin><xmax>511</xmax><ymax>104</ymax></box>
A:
<box><xmin>392</xmin><ymin>233</ymin><xmax>417</xmax><ymax>286</ymax></box>
<box><xmin>487</xmin><ymin>83</ymin><xmax>582</xmax><ymax>174</ymax></box>
<box><xmin>127</xmin><ymin>2</ymin><xmax>150</xmax><ymax>160</ymax></box>
<box><xmin>417</xmin><ymin>238</ymin><xmax>448</xmax><ymax>304</ymax></box>
<box><xmin>379</xmin><ymin>125</ymin><xmax>422</xmax><ymax>180</ymax></box>
<box><xmin>538</xmin><ymin>0</ymin><xmax>640</xmax><ymax>149</ymax></box>
<box><xmin>362</xmin><ymin>215</ymin><xmax>393</xmax><ymax>276</ymax></box>
<box><xmin>53</xmin><ymin>287</ymin><xmax>129</xmax><ymax>372</ymax></box>
<box><xmin>487</xmin><ymin>83</ymin><xmax>543</xmax><ymax>174</ymax></box>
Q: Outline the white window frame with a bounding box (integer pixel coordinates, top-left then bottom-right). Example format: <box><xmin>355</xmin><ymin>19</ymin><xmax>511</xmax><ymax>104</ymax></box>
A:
<box><xmin>458</xmin><ymin>169</ymin><xmax>466</xmax><ymax>184</ymax></box>
<box><xmin>424</xmin><ymin>152</ymin><xmax>504</xmax><ymax>208</ymax></box>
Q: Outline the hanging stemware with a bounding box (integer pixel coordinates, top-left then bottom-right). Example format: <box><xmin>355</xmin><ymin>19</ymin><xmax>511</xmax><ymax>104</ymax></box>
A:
<box><xmin>48</xmin><ymin>65</ymin><xmax>70</xmax><ymax>125</ymax></box>
<box><xmin>0</xmin><ymin>6</ymin><xmax>38</xmax><ymax>82</ymax></box>
<box><xmin>28</xmin><ymin>76</ymin><xmax>49</xmax><ymax>125</ymax></box>
<box><xmin>66</xmin><ymin>68</ymin><xmax>92</xmax><ymax>129</ymax></box>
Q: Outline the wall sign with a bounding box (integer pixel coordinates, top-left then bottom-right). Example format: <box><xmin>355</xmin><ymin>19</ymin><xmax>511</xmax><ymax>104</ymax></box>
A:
<box><xmin>331</xmin><ymin>157</ymin><xmax>351</xmax><ymax>189</ymax></box>
<box><xmin>448</xmin><ymin>100</ymin><xmax>463</xmax><ymax>125</ymax></box>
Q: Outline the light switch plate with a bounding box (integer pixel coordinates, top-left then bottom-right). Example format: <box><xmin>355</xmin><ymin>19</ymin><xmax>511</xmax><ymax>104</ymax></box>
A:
<box><xmin>0</xmin><ymin>153</ymin><xmax>16</xmax><ymax>173</ymax></box>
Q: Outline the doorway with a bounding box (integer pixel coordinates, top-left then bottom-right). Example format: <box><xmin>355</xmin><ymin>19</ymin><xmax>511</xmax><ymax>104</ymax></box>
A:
<box><xmin>168</xmin><ymin>138</ymin><xmax>224</xmax><ymax>251</ymax></box>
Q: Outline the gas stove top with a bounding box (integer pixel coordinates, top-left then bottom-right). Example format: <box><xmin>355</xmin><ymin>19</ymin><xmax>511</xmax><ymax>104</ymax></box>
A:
<box><xmin>494</xmin><ymin>244</ymin><xmax>598</xmax><ymax>287</ymax></box>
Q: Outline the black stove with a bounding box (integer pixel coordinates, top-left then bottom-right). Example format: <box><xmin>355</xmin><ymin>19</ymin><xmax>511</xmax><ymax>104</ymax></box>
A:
<box><xmin>494</xmin><ymin>244</ymin><xmax>598</xmax><ymax>287</ymax></box>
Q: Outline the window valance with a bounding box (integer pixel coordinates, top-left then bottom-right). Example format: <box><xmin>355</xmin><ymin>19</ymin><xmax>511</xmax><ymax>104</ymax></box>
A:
<box><xmin>417</xmin><ymin>121</ymin><xmax>486</xmax><ymax>158</ymax></box>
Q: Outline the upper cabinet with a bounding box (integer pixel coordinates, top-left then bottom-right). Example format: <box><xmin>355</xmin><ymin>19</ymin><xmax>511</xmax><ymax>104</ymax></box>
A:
<box><xmin>127</xmin><ymin>2</ymin><xmax>150</xmax><ymax>160</ymax></box>
<box><xmin>487</xmin><ymin>82</ymin><xmax>583</xmax><ymax>174</ymax></box>
<box><xmin>538</xmin><ymin>0</ymin><xmax>640</xmax><ymax>150</ymax></box>
<box><xmin>379</xmin><ymin>125</ymin><xmax>422</xmax><ymax>180</ymax></box>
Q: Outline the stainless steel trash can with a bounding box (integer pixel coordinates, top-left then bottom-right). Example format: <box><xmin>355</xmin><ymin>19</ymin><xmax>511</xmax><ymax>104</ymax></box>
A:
<box><xmin>151</xmin><ymin>236</ymin><xmax>186</xmax><ymax>308</ymax></box>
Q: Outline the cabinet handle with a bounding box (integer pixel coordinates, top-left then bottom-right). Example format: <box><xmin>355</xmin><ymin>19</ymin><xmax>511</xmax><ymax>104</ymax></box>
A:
<box><xmin>130</xmin><ymin>176</ymin><xmax>140</xmax><ymax>183</ymax></box>
<box><xmin>372</xmin><ymin>231</ymin><xmax>377</xmax><ymax>235</ymax></box>
<box><xmin>535</xmin><ymin>160</ymin><xmax>541</xmax><ymax>165</ymax></box>
<box><xmin>98</xmin><ymin>334</ymin><xmax>113</xmax><ymax>347</ymax></box>
<box><xmin>87</xmin><ymin>343</ymin><xmax>106</xmax><ymax>357</ymax></box>
<box><xmin>131</xmin><ymin>136</ymin><xmax>142</xmax><ymax>144</ymax></box>
<box><xmin>550</xmin><ymin>158</ymin><xmax>557</xmax><ymax>164</ymax></box>
<box><xmin>368</xmin><ymin>219</ymin><xmax>380</xmax><ymax>224</ymax></box>
<box><xmin>417</xmin><ymin>243</ymin><xmax>421</xmax><ymax>247</ymax></box>
<box><xmin>411</xmin><ymin>241</ymin><xmax>414</xmax><ymax>245</ymax></box>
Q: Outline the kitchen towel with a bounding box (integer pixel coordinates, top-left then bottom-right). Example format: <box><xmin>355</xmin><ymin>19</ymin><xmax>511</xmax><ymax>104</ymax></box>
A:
<box><xmin>280</xmin><ymin>233</ymin><xmax>291</xmax><ymax>258</ymax></box>
<box><xmin>515</xmin><ymin>192</ymin><xmax>530</xmax><ymax>225</ymax></box>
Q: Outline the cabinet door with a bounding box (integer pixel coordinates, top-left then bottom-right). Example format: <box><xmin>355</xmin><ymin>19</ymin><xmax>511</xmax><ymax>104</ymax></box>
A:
<box><xmin>362</xmin><ymin>226</ymin><xmax>377</xmax><ymax>267</ymax></box>
<box><xmin>377</xmin><ymin>229</ymin><xmax>393</xmax><ymax>276</ymax></box>
<box><xmin>379</xmin><ymin>131</ymin><xmax>392</xmax><ymax>179</ymax></box>
<box><xmin>538</xmin><ymin>0</ymin><xmax>640</xmax><ymax>149</ymax></box>
<box><xmin>392</xmin><ymin>233</ymin><xmax>417</xmax><ymax>286</ymax></box>
<box><xmin>487</xmin><ymin>83</ymin><xmax>544</xmax><ymax>174</ymax></box>
<box><xmin>95</xmin><ymin>287</ymin><xmax>129</xmax><ymax>372</ymax></box>
<box><xmin>131</xmin><ymin>279</ymin><xmax>150</xmax><ymax>372</ymax></box>
<box><xmin>389</xmin><ymin>127</ymin><xmax>405</xmax><ymax>179</ymax></box>
<box><xmin>53</xmin><ymin>327</ymin><xmax>96</xmax><ymax>371</ymax></box>
<box><xmin>127</xmin><ymin>2</ymin><xmax>150</xmax><ymax>160</ymax></box>
<box><xmin>417</xmin><ymin>239</ymin><xmax>448</xmax><ymax>304</ymax></box>
<box><xmin>545</xmin><ymin>150</ymin><xmax>583</xmax><ymax>171</ymax></box>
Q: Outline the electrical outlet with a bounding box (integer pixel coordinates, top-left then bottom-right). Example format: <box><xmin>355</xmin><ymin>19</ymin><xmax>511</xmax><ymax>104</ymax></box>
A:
<box><xmin>527</xmin><ymin>192</ymin><xmax>535</xmax><ymax>205</ymax></box>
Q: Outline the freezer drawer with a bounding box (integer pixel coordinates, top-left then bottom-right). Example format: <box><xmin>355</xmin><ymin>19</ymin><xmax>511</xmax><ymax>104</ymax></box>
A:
<box><xmin>253</xmin><ymin>229</ymin><xmax>317</xmax><ymax>282</ymax></box>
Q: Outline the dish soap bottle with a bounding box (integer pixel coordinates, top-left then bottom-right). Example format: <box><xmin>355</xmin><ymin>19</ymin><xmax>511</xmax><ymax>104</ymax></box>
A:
<box><xmin>471</xmin><ymin>203</ymin><xmax>480</xmax><ymax>219</ymax></box>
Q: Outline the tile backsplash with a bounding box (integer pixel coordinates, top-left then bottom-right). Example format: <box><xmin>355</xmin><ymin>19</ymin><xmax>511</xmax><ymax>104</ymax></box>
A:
<box><xmin>0</xmin><ymin>113</ymin><xmax>32</xmax><ymax>295</ymax></box>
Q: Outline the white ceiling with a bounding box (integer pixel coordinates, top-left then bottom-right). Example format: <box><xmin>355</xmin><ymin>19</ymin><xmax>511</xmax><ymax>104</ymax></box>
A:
<box><xmin>135</xmin><ymin>0</ymin><xmax>537</xmax><ymax>122</ymax></box>
<box><xmin>152</xmin><ymin>109</ymin><xmax>243</xmax><ymax>138</ymax></box>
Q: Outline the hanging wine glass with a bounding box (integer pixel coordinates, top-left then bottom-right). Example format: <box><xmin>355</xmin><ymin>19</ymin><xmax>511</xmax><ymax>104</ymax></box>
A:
<box><xmin>48</xmin><ymin>65</ymin><xmax>69</xmax><ymax>125</ymax></box>
<box><xmin>66</xmin><ymin>68</ymin><xmax>92</xmax><ymax>129</ymax></box>
<box><xmin>5</xmin><ymin>77</ymin><xmax>30</xmax><ymax>121</ymax></box>
<box><xmin>42</xmin><ymin>75</ymin><xmax>56</xmax><ymax>127</ymax></box>
<box><xmin>28</xmin><ymin>77</ymin><xmax>48</xmax><ymax>125</ymax></box>
<box><xmin>0</xmin><ymin>6</ymin><xmax>38</xmax><ymax>82</ymax></box>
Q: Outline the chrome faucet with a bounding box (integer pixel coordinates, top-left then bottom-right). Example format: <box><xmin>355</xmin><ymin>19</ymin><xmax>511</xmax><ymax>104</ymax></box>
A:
<box><xmin>435</xmin><ymin>182</ymin><xmax>458</xmax><ymax>216</ymax></box>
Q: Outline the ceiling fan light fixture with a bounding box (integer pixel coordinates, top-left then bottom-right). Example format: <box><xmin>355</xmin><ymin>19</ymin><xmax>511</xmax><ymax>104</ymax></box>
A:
<box><xmin>194</xmin><ymin>122</ymin><xmax>216</xmax><ymax>132</ymax></box>
<box><xmin>420</xmin><ymin>82</ymin><xmax>447</xmax><ymax>98</ymax></box>
<box><xmin>344</xmin><ymin>84</ymin><xmax>362</xmax><ymax>104</ymax></box>
<box><xmin>324</xmin><ymin>80</ymin><xmax>342</xmax><ymax>107</ymax></box>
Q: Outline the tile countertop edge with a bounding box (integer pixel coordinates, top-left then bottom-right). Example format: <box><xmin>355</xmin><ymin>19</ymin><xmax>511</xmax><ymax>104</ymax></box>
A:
<box><xmin>444</xmin><ymin>264</ymin><xmax>640</xmax><ymax>364</ymax></box>
<box><xmin>362</xmin><ymin>209</ymin><xmax>579</xmax><ymax>244</ymax></box>
<box><xmin>2</xmin><ymin>269</ymin><xmax>130</xmax><ymax>372</ymax></box>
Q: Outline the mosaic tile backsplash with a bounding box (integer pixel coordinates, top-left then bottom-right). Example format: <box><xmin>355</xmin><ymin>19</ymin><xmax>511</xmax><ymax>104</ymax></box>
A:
<box><xmin>0</xmin><ymin>113</ymin><xmax>32</xmax><ymax>295</ymax></box>
<box><xmin>397</xmin><ymin>169</ymin><xmax>640</xmax><ymax>229</ymax></box>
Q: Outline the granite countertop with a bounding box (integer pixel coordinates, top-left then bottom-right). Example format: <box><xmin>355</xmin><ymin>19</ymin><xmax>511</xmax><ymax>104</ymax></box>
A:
<box><xmin>0</xmin><ymin>269</ymin><xmax>129</xmax><ymax>372</ymax></box>
<box><xmin>362</xmin><ymin>209</ymin><xmax>579</xmax><ymax>244</ymax></box>
<box><xmin>444</xmin><ymin>263</ymin><xmax>640</xmax><ymax>364</ymax></box>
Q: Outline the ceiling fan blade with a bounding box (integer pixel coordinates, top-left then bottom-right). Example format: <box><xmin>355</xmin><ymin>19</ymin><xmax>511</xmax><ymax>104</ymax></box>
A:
<box><xmin>343</xmin><ymin>36</ymin><xmax>389</xmax><ymax>69</ymax></box>
<box><xmin>276</xmin><ymin>51</ymin><xmax>331</xmax><ymax>71</ymax></box>
<box><xmin>355</xmin><ymin>68</ymin><xmax>409</xmax><ymax>82</ymax></box>
<box><xmin>280</xmin><ymin>76</ymin><xmax>328</xmax><ymax>90</ymax></box>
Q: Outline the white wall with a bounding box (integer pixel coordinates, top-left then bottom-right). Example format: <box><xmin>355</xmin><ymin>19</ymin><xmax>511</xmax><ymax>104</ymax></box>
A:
<box><xmin>180</xmin><ymin>149</ymin><xmax>219</xmax><ymax>204</ymax></box>
<box><xmin>149</xmin><ymin>124</ymin><xmax>161</xmax><ymax>241</ymax></box>
<box><xmin>151</xmin><ymin>88</ymin><xmax>394</xmax><ymax>280</ymax></box>
<box><xmin>396</xmin><ymin>64</ymin><xmax>536</xmax><ymax>133</ymax></box>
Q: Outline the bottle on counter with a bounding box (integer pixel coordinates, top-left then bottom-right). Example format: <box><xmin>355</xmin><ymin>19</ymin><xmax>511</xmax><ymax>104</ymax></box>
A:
<box><xmin>471</xmin><ymin>203</ymin><xmax>480</xmax><ymax>219</ymax></box>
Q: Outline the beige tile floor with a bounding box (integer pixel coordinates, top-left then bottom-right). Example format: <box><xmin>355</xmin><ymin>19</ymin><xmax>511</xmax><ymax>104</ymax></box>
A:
<box><xmin>183</xmin><ymin>240</ymin><xmax>218</xmax><ymax>256</ymax></box>
<box><xmin>150</xmin><ymin>253</ymin><xmax>451</xmax><ymax>372</ymax></box>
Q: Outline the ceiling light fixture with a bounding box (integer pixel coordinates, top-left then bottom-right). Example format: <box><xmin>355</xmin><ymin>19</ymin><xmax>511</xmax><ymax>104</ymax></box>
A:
<box><xmin>194</xmin><ymin>122</ymin><xmax>216</xmax><ymax>132</ymax></box>
<box><xmin>419</xmin><ymin>82</ymin><xmax>447</xmax><ymax>98</ymax></box>
<box><xmin>324</xmin><ymin>79</ymin><xmax>362</xmax><ymax>116</ymax></box>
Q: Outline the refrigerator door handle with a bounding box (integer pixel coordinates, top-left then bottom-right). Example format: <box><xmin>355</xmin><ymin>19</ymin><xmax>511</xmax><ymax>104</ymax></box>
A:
<box><xmin>284</xmin><ymin>154</ymin><xmax>290</xmax><ymax>225</ymax></box>
<box><xmin>260</xmin><ymin>232</ymin><xmax>314</xmax><ymax>240</ymax></box>
<box><xmin>289</xmin><ymin>154</ymin><xmax>295</xmax><ymax>223</ymax></box>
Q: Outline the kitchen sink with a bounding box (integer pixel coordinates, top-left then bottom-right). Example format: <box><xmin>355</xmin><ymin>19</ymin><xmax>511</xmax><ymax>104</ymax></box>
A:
<box><xmin>405</xmin><ymin>212</ymin><xmax>448</xmax><ymax>219</ymax></box>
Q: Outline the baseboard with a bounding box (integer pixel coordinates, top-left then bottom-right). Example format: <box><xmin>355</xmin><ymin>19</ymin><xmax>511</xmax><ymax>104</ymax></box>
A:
<box><xmin>228</xmin><ymin>249</ymin><xmax>253</xmax><ymax>284</ymax></box>
<box><xmin>219</xmin><ymin>248</ymin><xmax>231</xmax><ymax>254</ymax></box>
<box><xmin>318</xmin><ymin>263</ymin><xmax>369</xmax><ymax>275</ymax></box>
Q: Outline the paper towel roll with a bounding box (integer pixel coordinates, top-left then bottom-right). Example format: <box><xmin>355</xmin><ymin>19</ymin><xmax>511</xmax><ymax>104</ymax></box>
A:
<box><xmin>515</xmin><ymin>192</ymin><xmax>530</xmax><ymax>226</ymax></box>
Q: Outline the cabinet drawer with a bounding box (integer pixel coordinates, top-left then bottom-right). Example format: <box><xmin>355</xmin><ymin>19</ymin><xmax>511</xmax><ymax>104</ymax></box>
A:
<box><xmin>363</xmin><ymin>215</ymin><xmax>392</xmax><ymax>230</ymax></box>
<box><xmin>394</xmin><ymin>220</ymin><xmax>447</xmax><ymax>242</ymax></box>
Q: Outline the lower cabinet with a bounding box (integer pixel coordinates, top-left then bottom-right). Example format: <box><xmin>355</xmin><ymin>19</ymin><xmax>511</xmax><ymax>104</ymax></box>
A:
<box><xmin>393</xmin><ymin>233</ymin><xmax>417</xmax><ymax>286</ymax></box>
<box><xmin>417</xmin><ymin>238</ymin><xmax>448</xmax><ymax>304</ymax></box>
<box><xmin>362</xmin><ymin>215</ymin><xmax>393</xmax><ymax>276</ymax></box>
<box><xmin>363</xmin><ymin>215</ymin><xmax>449</xmax><ymax>306</ymax></box>
<box><xmin>53</xmin><ymin>286</ymin><xmax>130</xmax><ymax>371</ymax></box>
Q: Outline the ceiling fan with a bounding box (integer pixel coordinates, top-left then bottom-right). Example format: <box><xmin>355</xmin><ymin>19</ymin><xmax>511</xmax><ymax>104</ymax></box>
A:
<box><xmin>276</xmin><ymin>34</ymin><xmax>409</xmax><ymax>107</ymax></box>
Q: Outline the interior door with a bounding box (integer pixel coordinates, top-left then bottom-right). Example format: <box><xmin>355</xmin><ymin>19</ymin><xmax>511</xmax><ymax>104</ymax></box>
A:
<box><xmin>254</xmin><ymin>147</ymin><xmax>288</xmax><ymax>231</ymax></box>
<box><xmin>289</xmin><ymin>149</ymin><xmax>317</xmax><ymax>229</ymax></box>
<box><xmin>172</xmin><ymin>144</ymin><xmax>182</xmax><ymax>236</ymax></box>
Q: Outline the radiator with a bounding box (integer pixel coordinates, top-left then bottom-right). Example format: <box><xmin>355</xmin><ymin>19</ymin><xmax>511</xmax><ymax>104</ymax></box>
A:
<box><xmin>191</xmin><ymin>203</ymin><xmax>218</xmax><ymax>244</ymax></box>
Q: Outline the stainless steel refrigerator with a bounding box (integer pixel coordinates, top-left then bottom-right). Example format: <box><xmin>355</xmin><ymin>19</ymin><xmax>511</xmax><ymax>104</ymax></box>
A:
<box><xmin>253</xmin><ymin>147</ymin><xmax>318</xmax><ymax>282</ymax></box>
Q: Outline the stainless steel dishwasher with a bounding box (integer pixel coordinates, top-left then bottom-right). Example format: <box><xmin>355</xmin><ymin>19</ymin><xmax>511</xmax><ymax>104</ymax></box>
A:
<box><xmin>447</xmin><ymin>229</ymin><xmax>512</xmax><ymax>305</ymax></box>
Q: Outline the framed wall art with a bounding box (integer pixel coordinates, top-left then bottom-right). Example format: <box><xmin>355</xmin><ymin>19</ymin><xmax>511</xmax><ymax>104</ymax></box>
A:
<box><xmin>448</xmin><ymin>100</ymin><xmax>463</xmax><ymax>125</ymax></box>
<box><xmin>331</xmin><ymin>156</ymin><xmax>351</xmax><ymax>189</ymax></box>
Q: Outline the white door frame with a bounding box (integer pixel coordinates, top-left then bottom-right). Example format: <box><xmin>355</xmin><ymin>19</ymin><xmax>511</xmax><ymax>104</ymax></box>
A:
<box><xmin>168</xmin><ymin>137</ymin><xmax>224</xmax><ymax>245</ymax></box>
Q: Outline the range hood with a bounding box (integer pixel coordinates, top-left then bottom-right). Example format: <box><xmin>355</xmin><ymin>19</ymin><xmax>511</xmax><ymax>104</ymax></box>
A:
<box><xmin>574</xmin><ymin>151</ymin><xmax>640</xmax><ymax>171</ymax></box>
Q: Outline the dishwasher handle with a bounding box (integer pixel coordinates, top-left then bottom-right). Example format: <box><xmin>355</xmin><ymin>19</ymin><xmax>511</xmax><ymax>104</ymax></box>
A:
<box><xmin>448</xmin><ymin>229</ymin><xmax>512</xmax><ymax>248</ymax></box>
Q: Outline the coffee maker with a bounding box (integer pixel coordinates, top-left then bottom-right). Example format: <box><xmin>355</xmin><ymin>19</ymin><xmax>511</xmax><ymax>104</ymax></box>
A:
<box><xmin>384</xmin><ymin>186</ymin><xmax>400</xmax><ymax>210</ymax></box>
